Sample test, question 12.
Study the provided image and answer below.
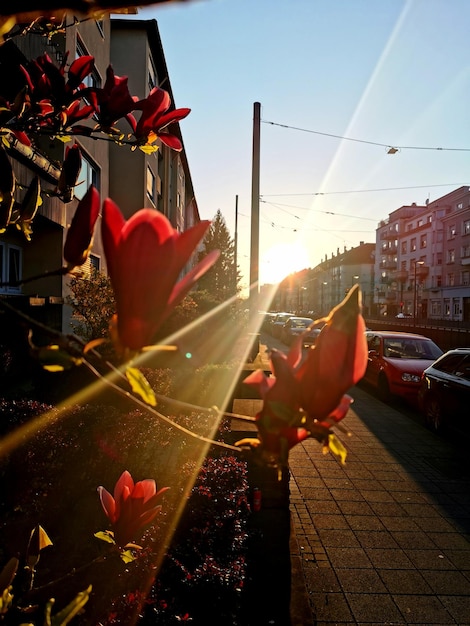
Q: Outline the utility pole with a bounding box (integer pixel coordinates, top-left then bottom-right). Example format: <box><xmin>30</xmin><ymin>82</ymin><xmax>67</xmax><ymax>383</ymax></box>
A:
<box><xmin>234</xmin><ymin>194</ymin><xmax>238</xmax><ymax>290</ymax></box>
<box><xmin>250</xmin><ymin>102</ymin><xmax>261</xmax><ymax>315</ymax></box>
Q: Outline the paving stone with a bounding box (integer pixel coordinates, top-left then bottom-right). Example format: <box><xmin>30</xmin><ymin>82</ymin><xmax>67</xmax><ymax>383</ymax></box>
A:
<box><xmin>355</xmin><ymin>530</ymin><xmax>399</xmax><ymax>549</ymax></box>
<box><xmin>336</xmin><ymin>568</ymin><xmax>387</xmax><ymax>593</ymax></box>
<box><xmin>393</xmin><ymin>594</ymin><xmax>455</xmax><ymax>624</ymax></box>
<box><xmin>365</xmin><ymin>548</ymin><xmax>415</xmax><ymax>570</ymax></box>
<box><xmin>379</xmin><ymin>569</ymin><xmax>433</xmax><ymax>594</ymax></box>
<box><xmin>309</xmin><ymin>592</ymin><xmax>354</xmax><ymax>622</ymax></box>
<box><xmin>439</xmin><ymin>594</ymin><xmax>470</xmax><ymax>624</ymax></box>
<box><xmin>325</xmin><ymin>546</ymin><xmax>373</xmax><ymax>569</ymax></box>
<box><xmin>346</xmin><ymin>592</ymin><xmax>405</xmax><ymax>623</ymax></box>
<box><xmin>422</xmin><ymin>569</ymin><xmax>470</xmax><ymax>595</ymax></box>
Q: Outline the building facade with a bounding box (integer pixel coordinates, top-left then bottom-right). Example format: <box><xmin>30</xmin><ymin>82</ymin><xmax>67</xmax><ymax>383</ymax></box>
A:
<box><xmin>0</xmin><ymin>14</ymin><xmax>201</xmax><ymax>337</ymax></box>
<box><xmin>109</xmin><ymin>18</ymin><xmax>199</xmax><ymax>234</ymax></box>
<box><xmin>375</xmin><ymin>186</ymin><xmax>470</xmax><ymax>321</ymax></box>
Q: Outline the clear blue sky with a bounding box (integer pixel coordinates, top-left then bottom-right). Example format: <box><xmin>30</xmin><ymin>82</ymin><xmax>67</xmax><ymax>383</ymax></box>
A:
<box><xmin>130</xmin><ymin>0</ymin><xmax>470</xmax><ymax>292</ymax></box>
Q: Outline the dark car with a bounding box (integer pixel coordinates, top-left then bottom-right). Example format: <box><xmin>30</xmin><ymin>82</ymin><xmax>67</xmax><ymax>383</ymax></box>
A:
<box><xmin>280</xmin><ymin>316</ymin><xmax>313</xmax><ymax>346</ymax></box>
<box><xmin>418</xmin><ymin>348</ymin><xmax>470</xmax><ymax>434</ymax></box>
<box><xmin>271</xmin><ymin>313</ymin><xmax>294</xmax><ymax>339</ymax></box>
<box><xmin>362</xmin><ymin>331</ymin><xmax>443</xmax><ymax>403</ymax></box>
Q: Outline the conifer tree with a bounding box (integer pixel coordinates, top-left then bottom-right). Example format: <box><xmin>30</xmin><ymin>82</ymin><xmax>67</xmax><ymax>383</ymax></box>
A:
<box><xmin>196</xmin><ymin>209</ymin><xmax>241</xmax><ymax>302</ymax></box>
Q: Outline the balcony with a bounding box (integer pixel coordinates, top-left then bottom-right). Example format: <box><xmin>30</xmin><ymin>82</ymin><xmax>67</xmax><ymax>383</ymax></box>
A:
<box><xmin>380</xmin><ymin>261</ymin><xmax>398</xmax><ymax>270</ymax></box>
<box><xmin>393</xmin><ymin>270</ymin><xmax>409</xmax><ymax>282</ymax></box>
<box><xmin>380</xmin><ymin>230</ymin><xmax>398</xmax><ymax>240</ymax></box>
<box><xmin>416</xmin><ymin>265</ymin><xmax>429</xmax><ymax>278</ymax></box>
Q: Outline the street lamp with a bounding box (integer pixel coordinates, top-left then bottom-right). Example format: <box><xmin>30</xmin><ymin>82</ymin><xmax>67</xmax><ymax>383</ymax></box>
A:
<box><xmin>413</xmin><ymin>261</ymin><xmax>425</xmax><ymax>322</ymax></box>
<box><xmin>321</xmin><ymin>281</ymin><xmax>327</xmax><ymax>315</ymax></box>
<box><xmin>352</xmin><ymin>274</ymin><xmax>359</xmax><ymax>287</ymax></box>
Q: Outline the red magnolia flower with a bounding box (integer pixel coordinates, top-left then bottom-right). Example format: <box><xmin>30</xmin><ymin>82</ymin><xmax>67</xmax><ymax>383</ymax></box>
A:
<box><xmin>244</xmin><ymin>349</ymin><xmax>308</xmax><ymax>457</ymax></box>
<box><xmin>98</xmin><ymin>470</ymin><xmax>169</xmax><ymax>547</ymax></box>
<box><xmin>63</xmin><ymin>185</ymin><xmax>100</xmax><ymax>267</ymax></box>
<box><xmin>57</xmin><ymin>143</ymin><xmax>82</xmax><ymax>201</ymax></box>
<box><xmin>134</xmin><ymin>86</ymin><xmax>190</xmax><ymax>151</ymax></box>
<box><xmin>95</xmin><ymin>66</ymin><xmax>138</xmax><ymax>132</ymax></box>
<box><xmin>297</xmin><ymin>285</ymin><xmax>368</xmax><ymax>423</ymax></box>
<box><xmin>101</xmin><ymin>199</ymin><xmax>219</xmax><ymax>350</ymax></box>
<box><xmin>243</xmin><ymin>285</ymin><xmax>368</xmax><ymax>459</ymax></box>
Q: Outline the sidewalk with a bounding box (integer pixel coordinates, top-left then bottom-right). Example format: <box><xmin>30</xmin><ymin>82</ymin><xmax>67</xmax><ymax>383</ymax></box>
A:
<box><xmin>289</xmin><ymin>385</ymin><xmax>470</xmax><ymax>625</ymax></box>
<box><xmin>236</xmin><ymin>336</ymin><xmax>470</xmax><ymax>625</ymax></box>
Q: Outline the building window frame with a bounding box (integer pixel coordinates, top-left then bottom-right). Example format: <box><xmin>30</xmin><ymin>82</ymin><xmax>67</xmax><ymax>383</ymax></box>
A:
<box><xmin>146</xmin><ymin>165</ymin><xmax>156</xmax><ymax>204</ymax></box>
<box><xmin>0</xmin><ymin>243</ymin><xmax>23</xmax><ymax>294</ymax></box>
<box><xmin>75</xmin><ymin>150</ymin><xmax>101</xmax><ymax>200</ymax></box>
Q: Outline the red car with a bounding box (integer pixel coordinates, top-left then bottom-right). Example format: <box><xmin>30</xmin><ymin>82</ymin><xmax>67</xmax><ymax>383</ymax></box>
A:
<box><xmin>362</xmin><ymin>331</ymin><xmax>443</xmax><ymax>404</ymax></box>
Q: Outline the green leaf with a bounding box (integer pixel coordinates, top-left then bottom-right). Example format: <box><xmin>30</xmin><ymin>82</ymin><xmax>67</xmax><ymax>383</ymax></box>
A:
<box><xmin>94</xmin><ymin>530</ymin><xmax>115</xmax><ymax>545</ymax></box>
<box><xmin>125</xmin><ymin>367</ymin><xmax>157</xmax><ymax>407</ymax></box>
<box><xmin>49</xmin><ymin>585</ymin><xmax>92</xmax><ymax>625</ymax></box>
<box><xmin>328</xmin><ymin>433</ymin><xmax>347</xmax><ymax>465</ymax></box>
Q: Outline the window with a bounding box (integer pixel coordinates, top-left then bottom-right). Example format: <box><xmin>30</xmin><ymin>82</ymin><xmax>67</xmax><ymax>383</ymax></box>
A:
<box><xmin>146</xmin><ymin>166</ymin><xmax>156</xmax><ymax>203</ymax></box>
<box><xmin>453</xmin><ymin>300</ymin><xmax>460</xmax><ymax>316</ymax></box>
<box><xmin>0</xmin><ymin>243</ymin><xmax>22</xmax><ymax>294</ymax></box>
<box><xmin>431</xmin><ymin>300</ymin><xmax>441</xmax><ymax>316</ymax></box>
<box><xmin>448</xmin><ymin>224</ymin><xmax>456</xmax><ymax>239</ymax></box>
<box><xmin>447</xmin><ymin>273</ymin><xmax>455</xmax><ymax>286</ymax></box>
<box><xmin>462</xmin><ymin>271</ymin><xmax>469</xmax><ymax>286</ymax></box>
<box><xmin>462</xmin><ymin>244</ymin><xmax>470</xmax><ymax>258</ymax></box>
<box><xmin>464</xmin><ymin>220</ymin><xmax>470</xmax><ymax>236</ymax></box>
<box><xmin>411</xmin><ymin>238</ymin><xmax>417</xmax><ymax>252</ymax></box>
<box><xmin>75</xmin><ymin>152</ymin><xmax>100</xmax><ymax>200</ymax></box>
<box><xmin>436</xmin><ymin>274</ymin><xmax>442</xmax><ymax>287</ymax></box>
<box><xmin>90</xmin><ymin>254</ymin><xmax>100</xmax><ymax>271</ymax></box>
<box><xmin>401</xmin><ymin>241</ymin><xmax>407</xmax><ymax>254</ymax></box>
<box><xmin>447</xmin><ymin>249</ymin><xmax>455</xmax><ymax>264</ymax></box>
<box><xmin>148</xmin><ymin>56</ymin><xmax>157</xmax><ymax>92</ymax></box>
<box><xmin>420</xmin><ymin>234</ymin><xmax>427</xmax><ymax>249</ymax></box>
<box><xmin>76</xmin><ymin>39</ymin><xmax>101</xmax><ymax>89</ymax></box>
<box><xmin>417</xmin><ymin>219</ymin><xmax>423</xmax><ymax>227</ymax></box>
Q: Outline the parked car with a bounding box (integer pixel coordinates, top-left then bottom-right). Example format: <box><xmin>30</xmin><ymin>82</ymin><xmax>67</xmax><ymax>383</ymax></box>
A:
<box><xmin>395</xmin><ymin>312</ymin><xmax>412</xmax><ymax>319</ymax></box>
<box><xmin>303</xmin><ymin>325</ymin><xmax>324</xmax><ymax>347</ymax></box>
<box><xmin>271</xmin><ymin>313</ymin><xmax>294</xmax><ymax>339</ymax></box>
<box><xmin>362</xmin><ymin>331</ymin><xmax>443</xmax><ymax>403</ymax></box>
<box><xmin>418</xmin><ymin>348</ymin><xmax>470</xmax><ymax>434</ymax></box>
<box><xmin>280</xmin><ymin>316</ymin><xmax>313</xmax><ymax>345</ymax></box>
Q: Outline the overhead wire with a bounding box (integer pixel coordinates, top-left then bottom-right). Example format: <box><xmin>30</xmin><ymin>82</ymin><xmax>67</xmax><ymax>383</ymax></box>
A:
<box><xmin>261</xmin><ymin>183</ymin><xmax>469</xmax><ymax>197</ymax></box>
<box><xmin>262</xmin><ymin>119</ymin><xmax>470</xmax><ymax>152</ymax></box>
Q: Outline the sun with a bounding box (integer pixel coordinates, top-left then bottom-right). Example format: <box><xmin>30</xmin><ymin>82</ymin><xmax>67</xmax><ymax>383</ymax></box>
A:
<box><xmin>260</xmin><ymin>242</ymin><xmax>311</xmax><ymax>285</ymax></box>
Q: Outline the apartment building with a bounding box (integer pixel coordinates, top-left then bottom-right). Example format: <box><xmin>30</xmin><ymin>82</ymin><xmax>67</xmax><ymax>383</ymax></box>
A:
<box><xmin>0</xmin><ymin>17</ymin><xmax>110</xmax><ymax>333</ymax></box>
<box><xmin>0</xmin><ymin>15</ymin><xmax>200</xmax><ymax>337</ymax></box>
<box><xmin>375</xmin><ymin>186</ymin><xmax>470</xmax><ymax>321</ymax></box>
<box><xmin>109</xmin><ymin>18</ymin><xmax>199</xmax><ymax>234</ymax></box>
<box><xmin>274</xmin><ymin>242</ymin><xmax>375</xmax><ymax>316</ymax></box>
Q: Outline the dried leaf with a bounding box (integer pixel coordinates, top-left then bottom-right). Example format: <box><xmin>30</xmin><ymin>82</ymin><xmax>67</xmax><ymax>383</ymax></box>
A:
<box><xmin>327</xmin><ymin>433</ymin><xmax>347</xmax><ymax>465</ymax></box>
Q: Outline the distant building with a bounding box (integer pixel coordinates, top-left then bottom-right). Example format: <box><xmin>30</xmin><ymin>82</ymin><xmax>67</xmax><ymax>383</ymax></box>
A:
<box><xmin>374</xmin><ymin>186</ymin><xmax>470</xmax><ymax>321</ymax></box>
<box><xmin>275</xmin><ymin>242</ymin><xmax>375</xmax><ymax>317</ymax></box>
